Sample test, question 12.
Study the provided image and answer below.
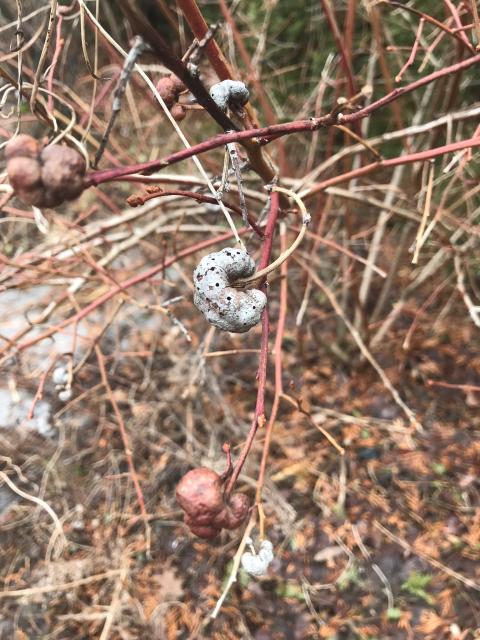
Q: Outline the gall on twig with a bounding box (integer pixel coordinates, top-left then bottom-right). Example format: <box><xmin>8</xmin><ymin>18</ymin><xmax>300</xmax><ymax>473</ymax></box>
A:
<box><xmin>210</xmin><ymin>80</ymin><xmax>251</xmax><ymax>227</ymax></box>
<box><xmin>176</xmin><ymin>467</ymin><xmax>250</xmax><ymax>539</ymax></box>
<box><xmin>6</xmin><ymin>134</ymin><xmax>86</xmax><ymax>208</ymax></box>
<box><xmin>193</xmin><ymin>247</ymin><xmax>267</xmax><ymax>333</ymax></box>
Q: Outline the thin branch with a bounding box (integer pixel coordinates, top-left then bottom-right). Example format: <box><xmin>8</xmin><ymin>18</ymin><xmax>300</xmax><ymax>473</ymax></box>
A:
<box><xmin>381</xmin><ymin>1</ymin><xmax>475</xmax><ymax>53</ymax></box>
<box><xmin>0</xmin><ymin>570</ymin><xmax>123</xmax><ymax>599</ymax></box>
<box><xmin>374</xmin><ymin>521</ymin><xmax>480</xmax><ymax>591</ymax></box>
<box><xmin>116</xmin><ymin>0</ymin><xmax>236</xmax><ymax>132</ymax></box>
<box><xmin>224</xmin><ymin>190</ymin><xmax>281</xmax><ymax>496</ymax></box>
<box><xmin>412</xmin><ymin>160</ymin><xmax>435</xmax><ymax>264</ymax></box>
<box><xmin>30</xmin><ymin>0</ymin><xmax>58</xmax><ymax>111</ymax></box>
<box><xmin>95</xmin><ymin>345</ymin><xmax>151</xmax><ymax>554</ymax></box>
<box><xmin>94</xmin><ymin>36</ymin><xmax>146</xmax><ymax>168</ymax></box>
<box><xmin>87</xmin><ymin>51</ymin><xmax>480</xmax><ymax>186</ymax></box>
<box><xmin>395</xmin><ymin>18</ymin><xmax>425</xmax><ymax>83</ymax></box>
<box><xmin>0</xmin><ymin>470</ymin><xmax>66</xmax><ymax>561</ymax></box>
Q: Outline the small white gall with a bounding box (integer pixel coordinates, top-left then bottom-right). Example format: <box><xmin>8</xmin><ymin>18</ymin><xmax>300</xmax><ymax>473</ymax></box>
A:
<box><xmin>210</xmin><ymin>80</ymin><xmax>250</xmax><ymax>112</ymax></box>
<box><xmin>58</xmin><ymin>388</ymin><xmax>72</xmax><ymax>403</ymax></box>
<box><xmin>52</xmin><ymin>366</ymin><xmax>68</xmax><ymax>386</ymax></box>
<box><xmin>241</xmin><ymin>539</ymin><xmax>274</xmax><ymax>577</ymax></box>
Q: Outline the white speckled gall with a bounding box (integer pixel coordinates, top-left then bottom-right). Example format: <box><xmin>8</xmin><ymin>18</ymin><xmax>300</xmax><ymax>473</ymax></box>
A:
<box><xmin>193</xmin><ymin>248</ymin><xmax>266</xmax><ymax>333</ymax></box>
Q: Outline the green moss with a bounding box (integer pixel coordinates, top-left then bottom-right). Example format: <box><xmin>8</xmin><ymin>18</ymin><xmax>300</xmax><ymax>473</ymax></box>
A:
<box><xmin>275</xmin><ymin>580</ymin><xmax>306</xmax><ymax>602</ymax></box>
<box><xmin>387</xmin><ymin>607</ymin><xmax>402</xmax><ymax>621</ymax></box>
<box><xmin>401</xmin><ymin>571</ymin><xmax>435</xmax><ymax>604</ymax></box>
<box><xmin>337</xmin><ymin>562</ymin><xmax>362</xmax><ymax>591</ymax></box>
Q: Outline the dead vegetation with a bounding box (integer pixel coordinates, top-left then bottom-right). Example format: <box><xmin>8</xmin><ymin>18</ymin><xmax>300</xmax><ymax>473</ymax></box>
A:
<box><xmin>0</xmin><ymin>0</ymin><xmax>479</xmax><ymax>638</ymax></box>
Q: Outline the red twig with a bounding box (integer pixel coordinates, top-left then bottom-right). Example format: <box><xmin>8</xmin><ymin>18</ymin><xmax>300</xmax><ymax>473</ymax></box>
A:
<box><xmin>127</xmin><ymin>187</ymin><xmax>263</xmax><ymax>237</ymax></box>
<box><xmin>306</xmin><ymin>137</ymin><xmax>480</xmax><ymax>196</ymax></box>
<box><xmin>395</xmin><ymin>18</ymin><xmax>425</xmax><ymax>83</ymax></box>
<box><xmin>224</xmin><ymin>308</ymin><xmax>270</xmax><ymax>496</ymax></box>
<box><xmin>86</xmin><ymin>52</ymin><xmax>480</xmax><ymax>186</ymax></box>
<box><xmin>225</xmin><ymin>190</ymin><xmax>280</xmax><ymax>495</ymax></box>
<box><xmin>176</xmin><ymin>0</ymin><xmax>232</xmax><ymax>82</ymax></box>
<box><xmin>319</xmin><ymin>0</ymin><xmax>357</xmax><ymax>98</ymax></box>
<box><xmin>443</xmin><ymin>0</ymin><xmax>471</xmax><ymax>49</ymax></box>
<box><xmin>256</xmin><ymin>223</ymin><xmax>288</xmax><ymax>506</ymax></box>
<box><xmin>384</xmin><ymin>1</ymin><xmax>475</xmax><ymax>53</ymax></box>
<box><xmin>28</xmin><ymin>358</ymin><xmax>56</xmax><ymax>420</ymax></box>
<box><xmin>344</xmin><ymin>0</ymin><xmax>357</xmax><ymax>67</ymax></box>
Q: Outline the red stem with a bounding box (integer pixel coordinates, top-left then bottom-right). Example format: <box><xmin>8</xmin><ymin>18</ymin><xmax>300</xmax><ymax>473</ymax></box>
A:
<box><xmin>176</xmin><ymin>0</ymin><xmax>232</xmax><ymax>82</ymax></box>
<box><xmin>385</xmin><ymin>1</ymin><xmax>475</xmax><ymax>53</ymax></box>
<box><xmin>306</xmin><ymin>137</ymin><xmax>480</xmax><ymax>195</ymax></box>
<box><xmin>256</xmin><ymin>224</ymin><xmax>288</xmax><ymax>501</ymax></box>
<box><xmin>443</xmin><ymin>0</ymin><xmax>471</xmax><ymax>48</ymax></box>
<box><xmin>86</xmin><ymin>53</ymin><xmax>480</xmax><ymax>186</ymax></box>
<box><xmin>225</xmin><ymin>191</ymin><xmax>280</xmax><ymax>495</ymax></box>
<box><xmin>395</xmin><ymin>18</ymin><xmax>425</xmax><ymax>83</ymax></box>
<box><xmin>319</xmin><ymin>0</ymin><xmax>357</xmax><ymax>98</ymax></box>
<box><xmin>127</xmin><ymin>188</ymin><xmax>263</xmax><ymax>237</ymax></box>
